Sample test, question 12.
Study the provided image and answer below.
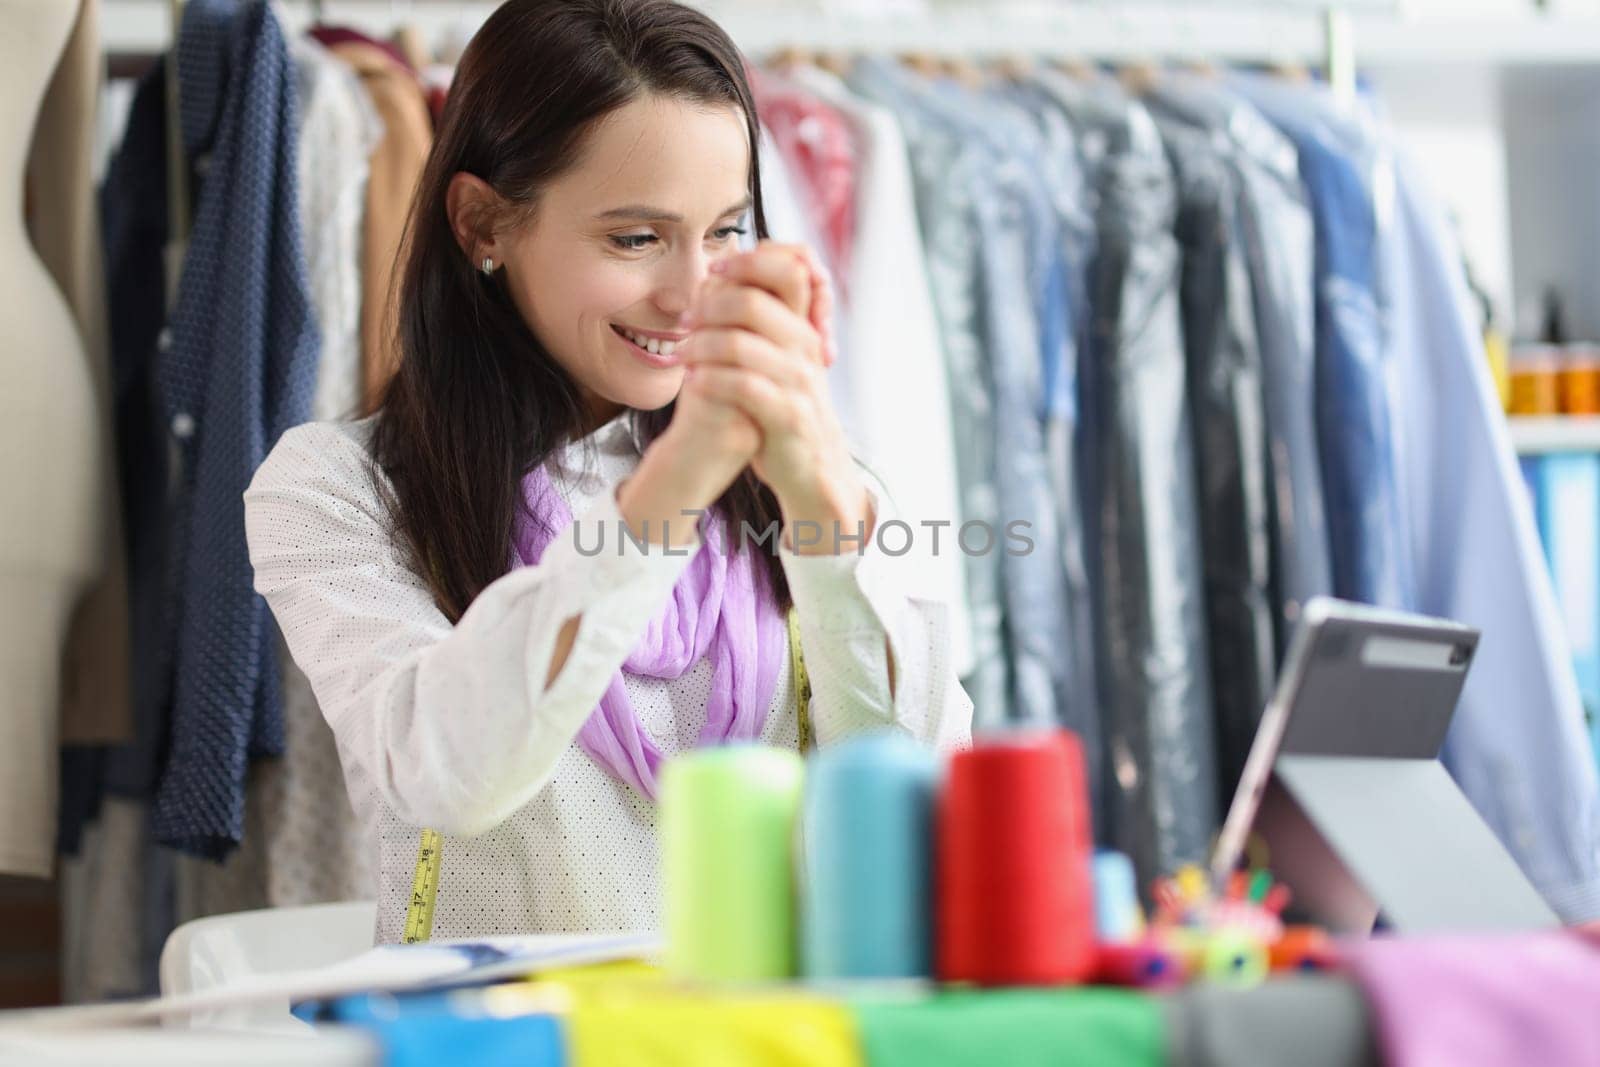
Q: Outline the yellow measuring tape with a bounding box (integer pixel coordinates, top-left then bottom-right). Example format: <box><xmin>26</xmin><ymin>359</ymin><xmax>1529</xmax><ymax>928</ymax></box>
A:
<box><xmin>402</xmin><ymin>607</ymin><xmax>813</xmax><ymax>943</ymax></box>
<box><xmin>402</xmin><ymin>828</ymin><xmax>443</xmax><ymax>944</ymax></box>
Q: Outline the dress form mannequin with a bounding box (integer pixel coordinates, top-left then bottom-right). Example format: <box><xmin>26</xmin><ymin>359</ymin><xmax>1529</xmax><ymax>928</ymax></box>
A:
<box><xmin>0</xmin><ymin>0</ymin><xmax>104</xmax><ymax>877</ymax></box>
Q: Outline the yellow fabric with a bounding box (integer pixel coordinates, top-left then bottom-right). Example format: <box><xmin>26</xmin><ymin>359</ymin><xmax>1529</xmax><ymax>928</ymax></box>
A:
<box><xmin>570</xmin><ymin>986</ymin><xmax>861</xmax><ymax>1067</ymax></box>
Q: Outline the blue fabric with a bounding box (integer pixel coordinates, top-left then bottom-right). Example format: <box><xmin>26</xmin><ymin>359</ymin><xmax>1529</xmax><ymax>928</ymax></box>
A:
<box><xmin>150</xmin><ymin>0</ymin><xmax>319</xmax><ymax>857</ymax></box>
<box><xmin>1231</xmin><ymin>77</ymin><xmax>1412</xmax><ymax>612</ymax></box>
<box><xmin>60</xmin><ymin>61</ymin><xmax>176</xmax><ymax>855</ymax></box>
<box><xmin>1383</xmin><ymin>148</ymin><xmax>1600</xmax><ymax>922</ymax></box>
<box><xmin>362</xmin><ymin>1012</ymin><xmax>565</xmax><ymax>1067</ymax></box>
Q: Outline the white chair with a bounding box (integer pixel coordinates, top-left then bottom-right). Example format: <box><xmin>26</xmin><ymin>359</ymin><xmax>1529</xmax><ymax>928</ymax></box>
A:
<box><xmin>158</xmin><ymin>900</ymin><xmax>378</xmax><ymax>1032</ymax></box>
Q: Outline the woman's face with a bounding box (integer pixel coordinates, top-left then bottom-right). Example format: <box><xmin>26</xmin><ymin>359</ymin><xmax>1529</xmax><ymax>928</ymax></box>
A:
<box><xmin>498</xmin><ymin>93</ymin><xmax>753</xmax><ymax>427</ymax></box>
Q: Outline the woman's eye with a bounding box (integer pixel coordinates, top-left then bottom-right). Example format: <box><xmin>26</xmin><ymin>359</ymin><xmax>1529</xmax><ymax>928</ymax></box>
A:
<box><xmin>610</xmin><ymin>233</ymin><xmax>658</xmax><ymax>251</ymax></box>
<box><xmin>713</xmin><ymin>225</ymin><xmax>748</xmax><ymax>242</ymax></box>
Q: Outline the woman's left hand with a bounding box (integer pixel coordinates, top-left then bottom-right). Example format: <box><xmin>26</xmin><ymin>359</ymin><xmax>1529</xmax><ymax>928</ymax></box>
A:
<box><xmin>677</xmin><ymin>242</ymin><xmax>872</xmax><ymax>552</ymax></box>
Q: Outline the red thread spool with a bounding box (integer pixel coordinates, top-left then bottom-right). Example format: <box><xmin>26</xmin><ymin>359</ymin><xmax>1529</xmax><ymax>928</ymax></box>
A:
<box><xmin>937</xmin><ymin>730</ymin><xmax>1096</xmax><ymax>985</ymax></box>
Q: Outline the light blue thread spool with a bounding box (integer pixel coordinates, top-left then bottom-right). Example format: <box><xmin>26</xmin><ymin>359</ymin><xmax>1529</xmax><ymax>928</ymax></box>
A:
<box><xmin>1093</xmin><ymin>849</ymin><xmax>1144</xmax><ymax>941</ymax></box>
<box><xmin>801</xmin><ymin>732</ymin><xmax>939</xmax><ymax>980</ymax></box>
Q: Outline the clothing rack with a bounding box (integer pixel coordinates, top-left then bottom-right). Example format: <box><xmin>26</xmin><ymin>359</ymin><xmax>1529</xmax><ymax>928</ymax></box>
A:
<box><xmin>104</xmin><ymin>1</ymin><xmax>1380</xmax><ymax>69</ymax></box>
<box><xmin>118</xmin><ymin>0</ymin><xmax>1374</xmax><ymax>254</ymax></box>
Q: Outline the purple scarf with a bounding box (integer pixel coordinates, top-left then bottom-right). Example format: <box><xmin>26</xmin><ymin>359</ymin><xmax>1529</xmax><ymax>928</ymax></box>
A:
<box><xmin>513</xmin><ymin>464</ymin><xmax>787</xmax><ymax>800</ymax></box>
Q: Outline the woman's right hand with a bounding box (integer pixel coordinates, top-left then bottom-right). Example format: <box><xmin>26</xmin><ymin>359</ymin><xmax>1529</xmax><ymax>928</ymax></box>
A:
<box><xmin>617</xmin><ymin>378</ymin><xmax>759</xmax><ymax>548</ymax></box>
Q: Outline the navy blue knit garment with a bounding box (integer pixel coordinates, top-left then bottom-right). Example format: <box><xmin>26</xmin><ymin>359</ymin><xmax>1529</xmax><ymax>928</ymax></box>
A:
<box><xmin>151</xmin><ymin>0</ymin><xmax>318</xmax><ymax>858</ymax></box>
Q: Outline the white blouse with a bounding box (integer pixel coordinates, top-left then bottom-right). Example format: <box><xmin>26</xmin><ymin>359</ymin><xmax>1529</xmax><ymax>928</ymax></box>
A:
<box><xmin>244</xmin><ymin>412</ymin><xmax>973</xmax><ymax>943</ymax></box>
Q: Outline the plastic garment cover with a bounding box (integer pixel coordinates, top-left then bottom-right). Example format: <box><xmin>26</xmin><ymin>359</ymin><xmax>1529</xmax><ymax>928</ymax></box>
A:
<box><xmin>1230</xmin><ymin>76</ymin><xmax>1413</xmax><ymax>612</ymax></box>
<box><xmin>920</xmin><ymin>79</ymin><xmax>1075</xmax><ymax>736</ymax></box>
<box><xmin>846</xmin><ymin>59</ymin><xmax>1010</xmax><ymax>725</ymax></box>
<box><xmin>1031</xmin><ymin>71</ymin><xmax>1219</xmax><ymax>884</ymax></box>
<box><xmin>1149</xmin><ymin>114</ymin><xmax>1280</xmax><ymax>808</ymax></box>
<box><xmin>1148</xmin><ymin>79</ymin><xmax>1332</xmax><ymax>646</ymax></box>
<box><xmin>1002</xmin><ymin>81</ymin><xmax>1106</xmax><ymax>829</ymax></box>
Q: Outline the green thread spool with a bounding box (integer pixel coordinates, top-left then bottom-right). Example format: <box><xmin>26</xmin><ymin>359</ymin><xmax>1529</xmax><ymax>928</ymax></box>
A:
<box><xmin>661</xmin><ymin>745</ymin><xmax>805</xmax><ymax>982</ymax></box>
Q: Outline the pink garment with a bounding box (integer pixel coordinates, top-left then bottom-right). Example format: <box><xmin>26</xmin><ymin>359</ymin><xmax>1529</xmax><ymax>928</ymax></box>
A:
<box><xmin>751</xmin><ymin>68</ymin><xmax>858</xmax><ymax>303</ymax></box>
<box><xmin>1347</xmin><ymin>931</ymin><xmax>1600</xmax><ymax>1067</ymax></box>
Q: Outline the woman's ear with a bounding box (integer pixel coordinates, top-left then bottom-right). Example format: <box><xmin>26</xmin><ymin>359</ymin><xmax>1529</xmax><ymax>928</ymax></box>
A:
<box><xmin>445</xmin><ymin>172</ymin><xmax>504</xmax><ymax>268</ymax></box>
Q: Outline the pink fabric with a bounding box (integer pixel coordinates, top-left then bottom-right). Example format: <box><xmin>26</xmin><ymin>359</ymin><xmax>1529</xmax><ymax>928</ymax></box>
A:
<box><xmin>513</xmin><ymin>465</ymin><xmax>787</xmax><ymax>800</ymax></box>
<box><xmin>751</xmin><ymin>69</ymin><xmax>858</xmax><ymax>303</ymax></box>
<box><xmin>1346</xmin><ymin>931</ymin><xmax>1600</xmax><ymax>1067</ymax></box>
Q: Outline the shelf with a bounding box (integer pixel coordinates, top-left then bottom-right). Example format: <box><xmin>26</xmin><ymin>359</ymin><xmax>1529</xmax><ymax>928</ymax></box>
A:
<box><xmin>1507</xmin><ymin>417</ymin><xmax>1600</xmax><ymax>454</ymax></box>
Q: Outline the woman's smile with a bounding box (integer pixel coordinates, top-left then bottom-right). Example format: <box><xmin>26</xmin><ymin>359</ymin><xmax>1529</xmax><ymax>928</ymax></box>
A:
<box><xmin>611</xmin><ymin>323</ymin><xmax>687</xmax><ymax>367</ymax></box>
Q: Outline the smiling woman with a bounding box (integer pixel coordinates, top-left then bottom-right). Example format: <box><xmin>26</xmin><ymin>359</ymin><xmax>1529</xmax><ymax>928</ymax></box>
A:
<box><xmin>449</xmin><ymin>96</ymin><xmax>755</xmax><ymax>418</ymax></box>
<box><xmin>242</xmin><ymin>0</ymin><xmax>972</xmax><ymax>945</ymax></box>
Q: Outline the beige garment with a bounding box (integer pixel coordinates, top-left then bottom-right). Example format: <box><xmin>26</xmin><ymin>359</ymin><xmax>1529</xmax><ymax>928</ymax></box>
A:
<box><xmin>25</xmin><ymin>0</ymin><xmax>133</xmax><ymax>745</ymax></box>
<box><xmin>59</xmin><ymin>797</ymin><xmax>148</xmax><ymax>1002</ymax></box>
<box><xmin>389</xmin><ymin>24</ymin><xmax>433</xmax><ymax>75</ymax></box>
<box><xmin>329</xmin><ymin>42</ymin><xmax>432</xmax><ymax>413</ymax></box>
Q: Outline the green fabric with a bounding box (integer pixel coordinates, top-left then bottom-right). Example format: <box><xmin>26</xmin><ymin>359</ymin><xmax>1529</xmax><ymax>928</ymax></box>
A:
<box><xmin>851</xmin><ymin>988</ymin><xmax>1166</xmax><ymax>1067</ymax></box>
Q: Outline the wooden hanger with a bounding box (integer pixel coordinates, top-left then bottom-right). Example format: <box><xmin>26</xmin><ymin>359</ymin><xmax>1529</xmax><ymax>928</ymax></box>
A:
<box><xmin>899</xmin><ymin>51</ymin><xmax>945</xmax><ymax>79</ymax></box>
<box><xmin>1117</xmin><ymin>59</ymin><xmax>1162</xmax><ymax>96</ymax></box>
<box><xmin>1050</xmin><ymin>55</ymin><xmax>1099</xmax><ymax>80</ymax></box>
<box><xmin>943</xmin><ymin>54</ymin><xmax>987</xmax><ymax>89</ymax></box>
<box><xmin>816</xmin><ymin>50</ymin><xmax>853</xmax><ymax>77</ymax></box>
<box><xmin>1266</xmin><ymin>60</ymin><xmax>1311</xmax><ymax>83</ymax></box>
<box><xmin>767</xmin><ymin>45</ymin><xmax>815</xmax><ymax>72</ymax></box>
<box><xmin>992</xmin><ymin>53</ymin><xmax>1035</xmax><ymax>83</ymax></box>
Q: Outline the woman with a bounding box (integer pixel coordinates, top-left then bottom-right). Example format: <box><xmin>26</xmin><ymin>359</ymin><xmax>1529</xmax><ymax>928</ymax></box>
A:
<box><xmin>245</xmin><ymin>0</ymin><xmax>972</xmax><ymax>944</ymax></box>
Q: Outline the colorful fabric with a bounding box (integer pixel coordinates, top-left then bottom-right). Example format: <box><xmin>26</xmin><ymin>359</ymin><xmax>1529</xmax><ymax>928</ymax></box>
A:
<box><xmin>1347</xmin><ymin>932</ymin><xmax>1600</xmax><ymax>1067</ymax></box>
<box><xmin>851</xmin><ymin>987</ymin><xmax>1165</xmax><ymax>1067</ymax></box>
<box><xmin>570</xmin><ymin>988</ymin><xmax>860</xmax><ymax>1067</ymax></box>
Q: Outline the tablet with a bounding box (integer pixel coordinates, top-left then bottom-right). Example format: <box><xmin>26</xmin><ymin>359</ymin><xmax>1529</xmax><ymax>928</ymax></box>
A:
<box><xmin>1210</xmin><ymin>597</ymin><xmax>1558</xmax><ymax>933</ymax></box>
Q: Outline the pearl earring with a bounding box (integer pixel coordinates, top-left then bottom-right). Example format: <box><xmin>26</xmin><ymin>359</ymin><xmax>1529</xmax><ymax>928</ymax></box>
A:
<box><xmin>480</xmin><ymin>256</ymin><xmax>495</xmax><ymax>275</ymax></box>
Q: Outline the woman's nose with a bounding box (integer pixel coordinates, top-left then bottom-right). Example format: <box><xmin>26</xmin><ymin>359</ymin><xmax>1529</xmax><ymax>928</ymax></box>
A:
<box><xmin>655</xmin><ymin>246</ymin><xmax>713</xmax><ymax>319</ymax></box>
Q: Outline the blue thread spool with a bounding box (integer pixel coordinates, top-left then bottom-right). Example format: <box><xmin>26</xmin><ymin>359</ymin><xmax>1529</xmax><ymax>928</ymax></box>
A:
<box><xmin>801</xmin><ymin>732</ymin><xmax>939</xmax><ymax>980</ymax></box>
<box><xmin>1092</xmin><ymin>850</ymin><xmax>1144</xmax><ymax>941</ymax></box>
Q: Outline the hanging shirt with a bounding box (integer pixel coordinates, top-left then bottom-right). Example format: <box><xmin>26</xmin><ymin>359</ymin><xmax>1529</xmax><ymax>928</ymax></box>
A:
<box><xmin>1149</xmin><ymin>112</ymin><xmax>1279</xmax><ymax>810</ymax></box>
<box><xmin>889</xmin><ymin>74</ymin><xmax>1072</xmax><ymax>736</ymax></box>
<box><xmin>1230</xmin><ymin>75</ymin><xmax>1414</xmax><ymax>613</ymax></box>
<box><xmin>750</xmin><ymin>69</ymin><xmax>859</xmax><ymax>304</ymax></box>
<box><xmin>786</xmin><ymin>64</ymin><xmax>975</xmax><ymax>677</ymax></box>
<box><xmin>1030</xmin><ymin>71</ymin><xmax>1219</xmax><ymax>883</ymax></box>
<box><xmin>1149</xmin><ymin>78</ymin><xmax>1332</xmax><ymax>646</ymax></box>
<box><xmin>846</xmin><ymin>59</ymin><xmax>1010</xmax><ymax>726</ymax></box>
<box><xmin>244</xmin><ymin>414</ymin><xmax>973</xmax><ymax>942</ymax></box>
<box><xmin>1384</xmin><ymin>150</ymin><xmax>1600</xmax><ymax>922</ymax></box>
<box><xmin>751</xmin><ymin>129</ymin><xmax>856</xmax><ymax>439</ymax></box>
<box><xmin>177</xmin><ymin>36</ymin><xmax>385</xmax><ymax>918</ymax></box>
<box><xmin>150</xmin><ymin>0</ymin><xmax>320</xmax><ymax>859</ymax></box>
<box><xmin>929</xmin><ymin>79</ymin><xmax>1104</xmax><ymax>821</ymax></box>
<box><xmin>1003</xmin><ymin>82</ymin><xmax>1104</xmax><ymax>801</ymax></box>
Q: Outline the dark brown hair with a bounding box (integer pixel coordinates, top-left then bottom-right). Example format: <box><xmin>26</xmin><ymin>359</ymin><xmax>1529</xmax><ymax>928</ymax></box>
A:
<box><xmin>370</xmin><ymin>0</ymin><xmax>788</xmax><ymax>622</ymax></box>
